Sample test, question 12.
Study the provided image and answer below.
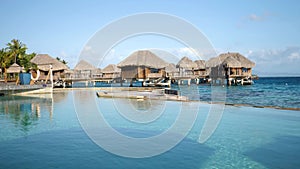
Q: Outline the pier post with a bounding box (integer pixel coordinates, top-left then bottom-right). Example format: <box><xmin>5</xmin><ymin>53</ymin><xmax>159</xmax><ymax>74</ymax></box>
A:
<box><xmin>228</xmin><ymin>79</ymin><xmax>231</xmax><ymax>86</ymax></box>
<box><xmin>187</xmin><ymin>79</ymin><xmax>191</xmax><ymax>86</ymax></box>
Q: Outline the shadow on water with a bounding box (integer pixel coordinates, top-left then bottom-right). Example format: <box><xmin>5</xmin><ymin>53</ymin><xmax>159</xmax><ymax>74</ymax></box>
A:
<box><xmin>0</xmin><ymin>128</ymin><xmax>214</xmax><ymax>169</ymax></box>
<box><xmin>244</xmin><ymin>135</ymin><xmax>300</xmax><ymax>169</ymax></box>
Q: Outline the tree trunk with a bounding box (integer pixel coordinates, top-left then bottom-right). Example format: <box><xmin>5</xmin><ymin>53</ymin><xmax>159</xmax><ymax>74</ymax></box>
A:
<box><xmin>4</xmin><ymin>68</ymin><xmax>7</xmax><ymax>83</ymax></box>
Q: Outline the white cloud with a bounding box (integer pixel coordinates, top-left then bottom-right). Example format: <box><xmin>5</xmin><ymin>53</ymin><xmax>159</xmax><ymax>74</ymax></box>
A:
<box><xmin>248</xmin><ymin>47</ymin><xmax>300</xmax><ymax>76</ymax></box>
<box><xmin>248</xmin><ymin>12</ymin><xmax>271</xmax><ymax>22</ymax></box>
<box><xmin>288</xmin><ymin>52</ymin><xmax>300</xmax><ymax>60</ymax></box>
<box><xmin>237</xmin><ymin>12</ymin><xmax>272</xmax><ymax>28</ymax></box>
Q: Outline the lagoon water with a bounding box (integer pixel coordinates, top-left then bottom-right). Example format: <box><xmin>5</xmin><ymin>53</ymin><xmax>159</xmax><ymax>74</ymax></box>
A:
<box><xmin>75</xmin><ymin>77</ymin><xmax>300</xmax><ymax>109</ymax></box>
<box><xmin>0</xmin><ymin>77</ymin><xmax>300</xmax><ymax>169</ymax></box>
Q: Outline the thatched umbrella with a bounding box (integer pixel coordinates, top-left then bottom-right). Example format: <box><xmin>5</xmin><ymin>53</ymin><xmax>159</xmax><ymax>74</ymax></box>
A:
<box><xmin>176</xmin><ymin>56</ymin><xmax>197</xmax><ymax>70</ymax></box>
<box><xmin>7</xmin><ymin>63</ymin><xmax>23</xmax><ymax>73</ymax></box>
<box><xmin>117</xmin><ymin>50</ymin><xmax>168</xmax><ymax>69</ymax></box>
<box><xmin>102</xmin><ymin>64</ymin><xmax>121</xmax><ymax>73</ymax></box>
<box><xmin>30</xmin><ymin>54</ymin><xmax>69</xmax><ymax>71</ymax></box>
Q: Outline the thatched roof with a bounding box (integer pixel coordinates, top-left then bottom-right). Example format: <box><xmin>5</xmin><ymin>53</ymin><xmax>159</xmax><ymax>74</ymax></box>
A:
<box><xmin>165</xmin><ymin>63</ymin><xmax>178</xmax><ymax>73</ymax></box>
<box><xmin>64</xmin><ymin>69</ymin><xmax>74</xmax><ymax>74</ymax></box>
<box><xmin>194</xmin><ymin>60</ymin><xmax>206</xmax><ymax>69</ymax></box>
<box><xmin>7</xmin><ymin>63</ymin><xmax>22</xmax><ymax>73</ymax></box>
<box><xmin>30</xmin><ymin>54</ymin><xmax>69</xmax><ymax>71</ymax></box>
<box><xmin>102</xmin><ymin>64</ymin><xmax>121</xmax><ymax>73</ymax></box>
<box><xmin>206</xmin><ymin>52</ymin><xmax>255</xmax><ymax>68</ymax></box>
<box><xmin>74</xmin><ymin>60</ymin><xmax>97</xmax><ymax>70</ymax></box>
<box><xmin>222</xmin><ymin>56</ymin><xmax>241</xmax><ymax>68</ymax></box>
<box><xmin>117</xmin><ymin>50</ymin><xmax>168</xmax><ymax>69</ymax></box>
<box><xmin>176</xmin><ymin>56</ymin><xmax>198</xmax><ymax>70</ymax></box>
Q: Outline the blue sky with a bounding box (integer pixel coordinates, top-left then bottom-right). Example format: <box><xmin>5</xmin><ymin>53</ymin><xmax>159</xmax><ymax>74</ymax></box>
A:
<box><xmin>1</xmin><ymin>0</ymin><xmax>300</xmax><ymax>76</ymax></box>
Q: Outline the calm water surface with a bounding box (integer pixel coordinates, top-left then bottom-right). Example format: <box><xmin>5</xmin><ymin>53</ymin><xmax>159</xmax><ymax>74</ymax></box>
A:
<box><xmin>0</xmin><ymin>85</ymin><xmax>300</xmax><ymax>168</ymax></box>
<box><xmin>175</xmin><ymin>77</ymin><xmax>300</xmax><ymax>109</ymax></box>
<box><xmin>75</xmin><ymin>77</ymin><xmax>300</xmax><ymax>109</ymax></box>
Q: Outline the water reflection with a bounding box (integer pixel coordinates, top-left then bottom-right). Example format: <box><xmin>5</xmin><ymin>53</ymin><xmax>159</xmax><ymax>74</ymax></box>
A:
<box><xmin>0</xmin><ymin>94</ymin><xmax>54</xmax><ymax>135</ymax></box>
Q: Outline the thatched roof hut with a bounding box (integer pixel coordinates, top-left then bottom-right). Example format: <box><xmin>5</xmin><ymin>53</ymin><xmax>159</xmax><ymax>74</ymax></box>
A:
<box><xmin>74</xmin><ymin>60</ymin><xmax>97</xmax><ymax>70</ymax></box>
<box><xmin>194</xmin><ymin>60</ymin><xmax>206</xmax><ymax>69</ymax></box>
<box><xmin>176</xmin><ymin>56</ymin><xmax>198</xmax><ymax>70</ymax></box>
<box><xmin>117</xmin><ymin>50</ymin><xmax>168</xmax><ymax>68</ymax></box>
<box><xmin>30</xmin><ymin>54</ymin><xmax>69</xmax><ymax>71</ymax></box>
<box><xmin>7</xmin><ymin>63</ymin><xmax>22</xmax><ymax>73</ymax></box>
<box><xmin>72</xmin><ymin>60</ymin><xmax>101</xmax><ymax>78</ymax></box>
<box><xmin>102</xmin><ymin>64</ymin><xmax>121</xmax><ymax>74</ymax></box>
<box><xmin>165</xmin><ymin>63</ymin><xmax>178</xmax><ymax>73</ymax></box>
<box><xmin>206</xmin><ymin>52</ymin><xmax>255</xmax><ymax>68</ymax></box>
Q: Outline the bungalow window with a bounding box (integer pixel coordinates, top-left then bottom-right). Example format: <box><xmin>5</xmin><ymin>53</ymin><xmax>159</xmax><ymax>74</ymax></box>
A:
<box><xmin>150</xmin><ymin>68</ymin><xmax>159</xmax><ymax>73</ymax></box>
<box><xmin>242</xmin><ymin>68</ymin><xmax>248</xmax><ymax>72</ymax></box>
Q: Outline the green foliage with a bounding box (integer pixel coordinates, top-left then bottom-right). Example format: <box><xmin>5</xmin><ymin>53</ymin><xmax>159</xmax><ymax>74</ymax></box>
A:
<box><xmin>0</xmin><ymin>39</ymin><xmax>37</xmax><ymax>73</ymax></box>
<box><xmin>56</xmin><ymin>57</ymin><xmax>68</xmax><ymax>65</ymax></box>
<box><xmin>0</xmin><ymin>48</ymin><xmax>14</xmax><ymax>70</ymax></box>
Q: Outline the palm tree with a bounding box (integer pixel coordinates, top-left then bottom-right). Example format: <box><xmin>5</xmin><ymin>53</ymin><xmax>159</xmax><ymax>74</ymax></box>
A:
<box><xmin>0</xmin><ymin>48</ymin><xmax>14</xmax><ymax>83</ymax></box>
<box><xmin>6</xmin><ymin>39</ymin><xmax>27</xmax><ymax>64</ymax></box>
<box><xmin>1</xmin><ymin>39</ymin><xmax>37</xmax><ymax>83</ymax></box>
<box><xmin>56</xmin><ymin>57</ymin><xmax>68</xmax><ymax>65</ymax></box>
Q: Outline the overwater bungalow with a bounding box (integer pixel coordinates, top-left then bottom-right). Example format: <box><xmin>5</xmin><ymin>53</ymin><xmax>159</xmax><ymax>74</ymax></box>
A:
<box><xmin>101</xmin><ymin>64</ymin><xmax>121</xmax><ymax>80</ymax></box>
<box><xmin>176</xmin><ymin>56</ymin><xmax>198</xmax><ymax>77</ymax></box>
<box><xmin>165</xmin><ymin>63</ymin><xmax>179</xmax><ymax>78</ymax></box>
<box><xmin>30</xmin><ymin>54</ymin><xmax>69</xmax><ymax>81</ymax></box>
<box><xmin>117</xmin><ymin>50</ymin><xmax>168</xmax><ymax>82</ymax></box>
<box><xmin>70</xmin><ymin>60</ymin><xmax>102</xmax><ymax>79</ymax></box>
<box><xmin>206</xmin><ymin>52</ymin><xmax>255</xmax><ymax>85</ymax></box>
<box><xmin>194</xmin><ymin>60</ymin><xmax>207</xmax><ymax>78</ymax></box>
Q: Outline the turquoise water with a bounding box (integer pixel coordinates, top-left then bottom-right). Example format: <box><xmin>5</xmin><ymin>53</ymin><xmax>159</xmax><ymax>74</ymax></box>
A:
<box><xmin>174</xmin><ymin>77</ymin><xmax>300</xmax><ymax>109</ymax></box>
<box><xmin>74</xmin><ymin>77</ymin><xmax>300</xmax><ymax>109</ymax></box>
<box><xmin>0</xmin><ymin>90</ymin><xmax>299</xmax><ymax>169</ymax></box>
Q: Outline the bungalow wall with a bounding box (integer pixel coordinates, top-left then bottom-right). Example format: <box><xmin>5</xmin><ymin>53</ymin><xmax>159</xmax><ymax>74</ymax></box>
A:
<box><xmin>38</xmin><ymin>70</ymin><xmax>65</xmax><ymax>81</ymax></box>
<box><xmin>137</xmin><ymin>66</ymin><xmax>145</xmax><ymax>79</ymax></box>
<box><xmin>194</xmin><ymin>69</ymin><xmax>207</xmax><ymax>77</ymax></box>
<box><xmin>147</xmin><ymin>69</ymin><xmax>165</xmax><ymax>79</ymax></box>
<box><xmin>210</xmin><ymin>66</ymin><xmax>252</xmax><ymax>79</ymax></box>
<box><xmin>178</xmin><ymin>68</ymin><xmax>194</xmax><ymax>77</ymax></box>
<box><xmin>102</xmin><ymin>72</ymin><xmax>121</xmax><ymax>79</ymax></box>
<box><xmin>121</xmin><ymin>66</ymin><xmax>138</xmax><ymax>80</ymax></box>
<box><xmin>227</xmin><ymin>67</ymin><xmax>252</xmax><ymax>78</ymax></box>
<box><xmin>121</xmin><ymin>66</ymin><xmax>165</xmax><ymax>80</ymax></box>
<box><xmin>209</xmin><ymin>66</ymin><xmax>225</xmax><ymax>79</ymax></box>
